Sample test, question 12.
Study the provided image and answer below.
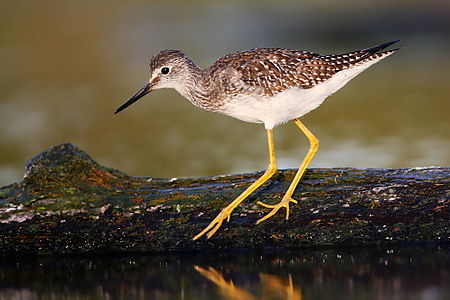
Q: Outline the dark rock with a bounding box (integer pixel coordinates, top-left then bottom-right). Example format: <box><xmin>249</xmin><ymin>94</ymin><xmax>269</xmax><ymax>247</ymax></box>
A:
<box><xmin>1</xmin><ymin>143</ymin><xmax>449</xmax><ymax>255</ymax></box>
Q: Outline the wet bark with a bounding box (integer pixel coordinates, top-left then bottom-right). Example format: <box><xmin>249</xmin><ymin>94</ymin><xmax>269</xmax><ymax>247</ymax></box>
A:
<box><xmin>1</xmin><ymin>143</ymin><xmax>449</xmax><ymax>255</ymax></box>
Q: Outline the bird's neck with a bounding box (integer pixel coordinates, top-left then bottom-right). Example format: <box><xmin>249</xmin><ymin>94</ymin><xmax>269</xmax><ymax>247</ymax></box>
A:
<box><xmin>176</xmin><ymin>65</ymin><xmax>223</xmax><ymax>112</ymax></box>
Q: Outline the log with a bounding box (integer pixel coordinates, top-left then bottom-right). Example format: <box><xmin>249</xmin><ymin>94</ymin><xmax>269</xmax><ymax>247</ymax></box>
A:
<box><xmin>0</xmin><ymin>143</ymin><xmax>449</xmax><ymax>255</ymax></box>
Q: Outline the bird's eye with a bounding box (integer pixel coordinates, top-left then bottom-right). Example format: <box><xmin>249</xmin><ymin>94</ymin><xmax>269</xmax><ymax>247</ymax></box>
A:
<box><xmin>161</xmin><ymin>67</ymin><xmax>170</xmax><ymax>75</ymax></box>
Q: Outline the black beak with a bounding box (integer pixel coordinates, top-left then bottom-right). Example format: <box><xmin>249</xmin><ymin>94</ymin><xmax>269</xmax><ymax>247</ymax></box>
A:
<box><xmin>114</xmin><ymin>83</ymin><xmax>152</xmax><ymax>114</ymax></box>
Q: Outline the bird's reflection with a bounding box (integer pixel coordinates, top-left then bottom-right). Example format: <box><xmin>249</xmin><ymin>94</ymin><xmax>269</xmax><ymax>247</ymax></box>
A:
<box><xmin>194</xmin><ymin>266</ymin><xmax>255</xmax><ymax>300</ymax></box>
<box><xmin>195</xmin><ymin>266</ymin><xmax>302</xmax><ymax>300</ymax></box>
<box><xmin>260</xmin><ymin>273</ymin><xmax>302</xmax><ymax>300</ymax></box>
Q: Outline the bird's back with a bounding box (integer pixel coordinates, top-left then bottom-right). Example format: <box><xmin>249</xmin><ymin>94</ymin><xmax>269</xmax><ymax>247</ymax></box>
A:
<box><xmin>208</xmin><ymin>42</ymin><xmax>398</xmax><ymax>128</ymax></box>
<box><xmin>209</xmin><ymin>42</ymin><xmax>398</xmax><ymax>98</ymax></box>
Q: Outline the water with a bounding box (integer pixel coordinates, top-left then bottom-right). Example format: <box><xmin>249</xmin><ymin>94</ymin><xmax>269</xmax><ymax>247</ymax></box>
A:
<box><xmin>1</xmin><ymin>1</ymin><xmax>449</xmax><ymax>187</ymax></box>
<box><xmin>1</xmin><ymin>246</ymin><xmax>449</xmax><ymax>299</ymax></box>
<box><xmin>1</xmin><ymin>2</ymin><xmax>449</xmax><ymax>297</ymax></box>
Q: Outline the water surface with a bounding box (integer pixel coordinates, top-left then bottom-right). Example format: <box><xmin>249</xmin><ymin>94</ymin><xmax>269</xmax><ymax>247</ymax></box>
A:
<box><xmin>1</xmin><ymin>1</ymin><xmax>449</xmax><ymax>186</ymax></box>
<box><xmin>1</xmin><ymin>246</ymin><xmax>449</xmax><ymax>299</ymax></box>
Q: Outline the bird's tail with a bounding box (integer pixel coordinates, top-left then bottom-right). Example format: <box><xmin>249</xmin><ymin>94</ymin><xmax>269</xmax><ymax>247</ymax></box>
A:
<box><xmin>339</xmin><ymin>40</ymin><xmax>400</xmax><ymax>64</ymax></box>
<box><xmin>362</xmin><ymin>40</ymin><xmax>400</xmax><ymax>55</ymax></box>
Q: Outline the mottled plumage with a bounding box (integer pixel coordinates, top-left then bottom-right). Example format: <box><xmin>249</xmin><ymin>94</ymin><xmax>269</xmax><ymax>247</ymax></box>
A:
<box><xmin>115</xmin><ymin>41</ymin><xmax>399</xmax><ymax>240</ymax></box>
<box><xmin>117</xmin><ymin>41</ymin><xmax>398</xmax><ymax>128</ymax></box>
<box><xmin>219</xmin><ymin>45</ymin><xmax>394</xmax><ymax>93</ymax></box>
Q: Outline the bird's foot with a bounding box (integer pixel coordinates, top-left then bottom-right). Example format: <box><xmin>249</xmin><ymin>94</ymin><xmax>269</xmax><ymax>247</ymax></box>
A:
<box><xmin>256</xmin><ymin>196</ymin><xmax>298</xmax><ymax>224</ymax></box>
<box><xmin>193</xmin><ymin>206</ymin><xmax>234</xmax><ymax>240</ymax></box>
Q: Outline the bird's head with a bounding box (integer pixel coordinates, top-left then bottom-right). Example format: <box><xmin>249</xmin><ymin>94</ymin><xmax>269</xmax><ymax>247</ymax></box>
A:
<box><xmin>115</xmin><ymin>50</ymin><xmax>195</xmax><ymax>114</ymax></box>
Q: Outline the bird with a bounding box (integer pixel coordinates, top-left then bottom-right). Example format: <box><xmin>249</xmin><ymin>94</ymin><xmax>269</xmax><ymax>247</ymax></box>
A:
<box><xmin>115</xmin><ymin>40</ymin><xmax>399</xmax><ymax>240</ymax></box>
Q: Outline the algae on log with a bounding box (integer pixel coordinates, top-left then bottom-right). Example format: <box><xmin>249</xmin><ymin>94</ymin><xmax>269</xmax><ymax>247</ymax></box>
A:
<box><xmin>0</xmin><ymin>143</ymin><xmax>449</xmax><ymax>255</ymax></box>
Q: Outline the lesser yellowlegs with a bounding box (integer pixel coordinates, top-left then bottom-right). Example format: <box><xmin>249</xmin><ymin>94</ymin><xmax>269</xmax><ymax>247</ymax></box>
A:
<box><xmin>115</xmin><ymin>40</ymin><xmax>399</xmax><ymax>240</ymax></box>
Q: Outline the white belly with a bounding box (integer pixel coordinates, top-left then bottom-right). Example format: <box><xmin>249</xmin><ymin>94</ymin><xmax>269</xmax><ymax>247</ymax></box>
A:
<box><xmin>222</xmin><ymin>87</ymin><xmax>326</xmax><ymax>129</ymax></box>
<box><xmin>221</xmin><ymin>56</ymin><xmax>386</xmax><ymax>129</ymax></box>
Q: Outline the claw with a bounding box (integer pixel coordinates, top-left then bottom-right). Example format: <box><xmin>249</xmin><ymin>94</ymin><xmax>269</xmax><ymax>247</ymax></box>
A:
<box><xmin>193</xmin><ymin>208</ymin><xmax>232</xmax><ymax>240</ymax></box>
<box><xmin>256</xmin><ymin>201</ymin><xmax>275</xmax><ymax>208</ymax></box>
<box><xmin>192</xmin><ymin>129</ymin><xmax>279</xmax><ymax>240</ymax></box>
<box><xmin>256</xmin><ymin>197</ymin><xmax>297</xmax><ymax>225</ymax></box>
<box><xmin>193</xmin><ymin>220</ymin><xmax>222</xmax><ymax>240</ymax></box>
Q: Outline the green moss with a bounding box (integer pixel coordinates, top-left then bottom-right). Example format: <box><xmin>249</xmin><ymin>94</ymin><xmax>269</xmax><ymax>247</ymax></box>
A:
<box><xmin>1</xmin><ymin>144</ymin><xmax>448</xmax><ymax>254</ymax></box>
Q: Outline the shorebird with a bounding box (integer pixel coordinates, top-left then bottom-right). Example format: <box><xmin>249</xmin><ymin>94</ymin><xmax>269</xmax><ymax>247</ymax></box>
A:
<box><xmin>115</xmin><ymin>40</ymin><xmax>399</xmax><ymax>240</ymax></box>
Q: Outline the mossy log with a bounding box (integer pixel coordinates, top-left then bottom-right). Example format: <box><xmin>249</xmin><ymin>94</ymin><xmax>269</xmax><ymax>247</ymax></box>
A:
<box><xmin>0</xmin><ymin>143</ymin><xmax>449</xmax><ymax>255</ymax></box>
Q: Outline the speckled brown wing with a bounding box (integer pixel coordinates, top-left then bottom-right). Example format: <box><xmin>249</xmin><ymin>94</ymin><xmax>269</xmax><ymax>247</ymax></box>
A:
<box><xmin>218</xmin><ymin>44</ymin><xmax>397</xmax><ymax>97</ymax></box>
<box><xmin>230</xmin><ymin>48</ymin><xmax>332</xmax><ymax>96</ymax></box>
<box><xmin>210</xmin><ymin>49</ymin><xmax>338</xmax><ymax>97</ymax></box>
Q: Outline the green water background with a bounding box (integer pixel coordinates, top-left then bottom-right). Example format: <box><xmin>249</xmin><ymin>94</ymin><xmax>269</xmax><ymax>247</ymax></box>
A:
<box><xmin>1</xmin><ymin>0</ymin><xmax>449</xmax><ymax>186</ymax></box>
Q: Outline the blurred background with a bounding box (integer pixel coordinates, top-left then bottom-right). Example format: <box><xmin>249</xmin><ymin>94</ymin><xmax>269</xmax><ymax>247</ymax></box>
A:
<box><xmin>1</xmin><ymin>0</ymin><xmax>449</xmax><ymax>186</ymax></box>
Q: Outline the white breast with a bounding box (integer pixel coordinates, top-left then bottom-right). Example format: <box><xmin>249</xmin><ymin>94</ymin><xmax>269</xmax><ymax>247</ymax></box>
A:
<box><xmin>221</xmin><ymin>55</ymin><xmax>389</xmax><ymax>129</ymax></box>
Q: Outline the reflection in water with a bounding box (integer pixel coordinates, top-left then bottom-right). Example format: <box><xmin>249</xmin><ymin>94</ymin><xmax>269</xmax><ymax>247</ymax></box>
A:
<box><xmin>0</xmin><ymin>247</ymin><xmax>449</xmax><ymax>299</ymax></box>
<box><xmin>195</xmin><ymin>266</ymin><xmax>302</xmax><ymax>300</ymax></box>
<box><xmin>195</xmin><ymin>266</ymin><xmax>255</xmax><ymax>300</ymax></box>
<box><xmin>260</xmin><ymin>274</ymin><xmax>301</xmax><ymax>300</ymax></box>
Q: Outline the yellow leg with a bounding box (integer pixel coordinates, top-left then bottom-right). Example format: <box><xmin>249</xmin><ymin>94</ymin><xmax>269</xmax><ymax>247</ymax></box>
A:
<box><xmin>256</xmin><ymin>118</ymin><xmax>319</xmax><ymax>224</ymax></box>
<box><xmin>193</xmin><ymin>129</ymin><xmax>278</xmax><ymax>240</ymax></box>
